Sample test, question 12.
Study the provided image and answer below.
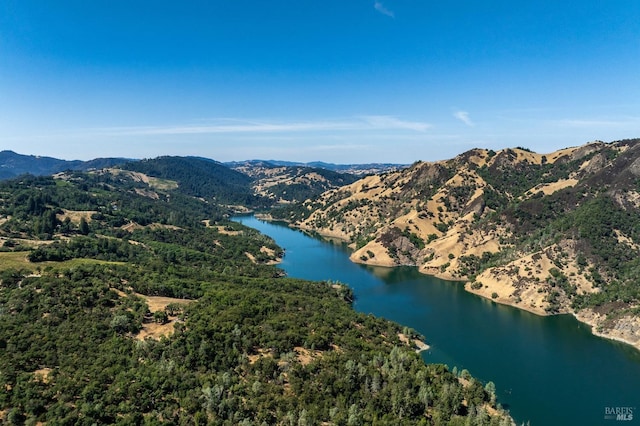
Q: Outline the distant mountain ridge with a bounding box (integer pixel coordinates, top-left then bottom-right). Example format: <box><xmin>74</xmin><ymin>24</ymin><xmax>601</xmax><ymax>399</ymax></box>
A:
<box><xmin>0</xmin><ymin>151</ymin><xmax>397</xmax><ymax>204</ymax></box>
<box><xmin>226</xmin><ymin>159</ymin><xmax>406</xmax><ymax>176</ymax></box>
<box><xmin>0</xmin><ymin>150</ymin><xmax>129</xmax><ymax>179</ymax></box>
<box><xmin>1</xmin><ymin>151</ymin><xmax>403</xmax><ymax>180</ymax></box>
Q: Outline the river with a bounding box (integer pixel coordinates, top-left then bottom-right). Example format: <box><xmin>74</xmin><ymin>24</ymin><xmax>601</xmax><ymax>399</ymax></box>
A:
<box><xmin>234</xmin><ymin>215</ymin><xmax>640</xmax><ymax>425</ymax></box>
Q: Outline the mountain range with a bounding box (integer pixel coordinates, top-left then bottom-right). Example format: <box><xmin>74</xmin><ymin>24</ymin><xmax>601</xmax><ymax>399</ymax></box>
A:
<box><xmin>0</xmin><ymin>151</ymin><xmax>403</xmax><ymax>204</ymax></box>
<box><xmin>0</xmin><ymin>150</ymin><xmax>129</xmax><ymax>180</ymax></box>
<box><xmin>226</xmin><ymin>159</ymin><xmax>407</xmax><ymax>176</ymax></box>
<box><xmin>3</xmin><ymin>141</ymin><xmax>640</xmax><ymax>351</ymax></box>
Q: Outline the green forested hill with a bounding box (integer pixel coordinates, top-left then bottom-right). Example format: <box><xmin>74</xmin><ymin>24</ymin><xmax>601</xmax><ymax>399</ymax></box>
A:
<box><xmin>0</xmin><ymin>171</ymin><xmax>510</xmax><ymax>424</ymax></box>
<box><xmin>121</xmin><ymin>156</ymin><xmax>262</xmax><ymax>207</ymax></box>
<box><xmin>0</xmin><ymin>151</ymin><xmax>375</xmax><ymax>206</ymax></box>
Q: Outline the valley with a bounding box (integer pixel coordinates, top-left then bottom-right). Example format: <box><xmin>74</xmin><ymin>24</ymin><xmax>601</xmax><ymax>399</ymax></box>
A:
<box><xmin>1</xmin><ymin>139</ymin><xmax>640</xmax><ymax>424</ymax></box>
<box><xmin>5</xmin><ymin>2</ymin><xmax>638</xmax><ymax>424</ymax></box>
<box><xmin>0</xmin><ymin>157</ymin><xmax>509</xmax><ymax>424</ymax></box>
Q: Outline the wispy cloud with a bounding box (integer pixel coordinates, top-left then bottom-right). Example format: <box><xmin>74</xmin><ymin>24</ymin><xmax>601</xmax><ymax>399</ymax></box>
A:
<box><xmin>90</xmin><ymin>116</ymin><xmax>431</xmax><ymax>136</ymax></box>
<box><xmin>453</xmin><ymin>110</ymin><xmax>474</xmax><ymax>127</ymax></box>
<box><xmin>359</xmin><ymin>115</ymin><xmax>431</xmax><ymax>131</ymax></box>
<box><xmin>374</xmin><ymin>1</ymin><xmax>394</xmax><ymax>18</ymax></box>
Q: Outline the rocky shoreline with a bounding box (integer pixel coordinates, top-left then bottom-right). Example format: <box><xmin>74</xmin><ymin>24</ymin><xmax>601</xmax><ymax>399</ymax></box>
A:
<box><xmin>438</xmin><ymin>268</ymin><xmax>640</xmax><ymax>352</ymax></box>
<box><xmin>460</xmin><ymin>273</ymin><xmax>640</xmax><ymax>352</ymax></box>
<box><xmin>573</xmin><ymin>309</ymin><xmax>640</xmax><ymax>351</ymax></box>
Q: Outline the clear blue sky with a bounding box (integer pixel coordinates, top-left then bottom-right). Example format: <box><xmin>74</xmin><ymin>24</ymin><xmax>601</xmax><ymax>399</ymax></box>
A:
<box><xmin>1</xmin><ymin>1</ymin><xmax>639</xmax><ymax>163</ymax></box>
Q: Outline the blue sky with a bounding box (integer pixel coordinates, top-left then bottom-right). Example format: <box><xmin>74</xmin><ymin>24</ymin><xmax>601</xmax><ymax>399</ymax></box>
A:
<box><xmin>1</xmin><ymin>1</ymin><xmax>639</xmax><ymax>163</ymax></box>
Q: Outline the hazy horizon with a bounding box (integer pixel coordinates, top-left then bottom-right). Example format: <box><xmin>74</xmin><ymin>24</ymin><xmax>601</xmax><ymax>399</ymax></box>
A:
<box><xmin>2</xmin><ymin>138</ymin><xmax>632</xmax><ymax>167</ymax></box>
<box><xmin>1</xmin><ymin>1</ymin><xmax>638</xmax><ymax>163</ymax></box>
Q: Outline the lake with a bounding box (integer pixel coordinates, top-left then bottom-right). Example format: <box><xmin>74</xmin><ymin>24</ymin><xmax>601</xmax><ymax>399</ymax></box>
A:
<box><xmin>234</xmin><ymin>215</ymin><xmax>640</xmax><ymax>425</ymax></box>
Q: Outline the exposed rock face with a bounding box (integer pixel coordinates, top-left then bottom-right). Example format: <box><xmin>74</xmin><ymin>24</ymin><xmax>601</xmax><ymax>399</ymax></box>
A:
<box><xmin>285</xmin><ymin>139</ymin><xmax>640</xmax><ymax>351</ymax></box>
<box><xmin>575</xmin><ymin>309</ymin><xmax>640</xmax><ymax>349</ymax></box>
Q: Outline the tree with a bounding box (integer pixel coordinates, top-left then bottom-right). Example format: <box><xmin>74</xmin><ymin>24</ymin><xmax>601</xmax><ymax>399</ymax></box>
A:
<box><xmin>79</xmin><ymin>217</ymin><xmax>89</xmax><ymax>235</ymax></box>
<box><xmin>153</xmin><ymin>310</ymin><xmax>169</xmax><ymax>324</ymax></box>
<box><xmin>485</xmin><ymin>381</ymin><xmax>497</xmax><ymax>405</ymax></box>
<box><xmin>110</xmin><ymin>314</ymin><xmax>131</xmax><ymax>333</ymax></box>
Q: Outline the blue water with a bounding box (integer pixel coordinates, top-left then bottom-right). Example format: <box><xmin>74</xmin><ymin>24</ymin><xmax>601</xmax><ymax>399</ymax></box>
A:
<box><xmin>234</xmin><ymin>215</ymin><xmax>640</xmax><ymax>425</ymax></box>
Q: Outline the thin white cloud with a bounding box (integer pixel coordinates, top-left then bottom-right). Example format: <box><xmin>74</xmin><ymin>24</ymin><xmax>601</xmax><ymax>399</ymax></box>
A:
<box><xmin>374</xmin><ymin>1</ymin><xmax>394</xmax><ymax>17</ymax></box>
<box><xmin>89</xmin><ymin>116</ymin><xmax>431</xmax><ymax>136</ymax></box>
<box><xmin>359</xmin><ymin>115</ymin><xmax>431</xmax><ymax>132</ymax></box>
<box><xmin>90</xmin><ymin>121</ymin><xmax>347</xmax><ymax>136</ymax></box>
<box><xmin>453</xmin><ymin>110</ymin><xmax>474</xmax><ymax>127</ymax></box>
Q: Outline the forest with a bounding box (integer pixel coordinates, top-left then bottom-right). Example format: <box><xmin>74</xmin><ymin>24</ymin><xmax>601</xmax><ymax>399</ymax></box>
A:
<box><xmin>0</xmin><ymin>169</ymin><xmax>511</xmax><ymax>424</ymax></box>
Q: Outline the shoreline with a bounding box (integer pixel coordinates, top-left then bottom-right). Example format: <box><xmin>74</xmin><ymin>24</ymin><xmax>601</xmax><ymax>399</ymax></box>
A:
<box><xmin>458</xmin><ymin>274</ymin><xmax>640</xmax><ymax>353</ymax></box>
<box><xmin>572</xmin><ymin>309</ymin><xmax>640</xmax><ymax>352</ymax></box>
<box><xmin>253</xmin><ymin>216</ymin><xmax>640</xmax><ymax>353</ymax></box>
<box><xmin>438</xmin><ymin>268</ymin><xmax>640</xmax><ymax>352</ymax></box>
<box><xmin>414</xmin><ymin>339</ymin><xmax>431</xmax><ymax>353</ymax></box>
<box><xmin>349</xmin><ymin>242</ymin><xmax>640</xmax><ymax>353</ymax></box>
<box><xmin>355</xmin><ymin>244</ymin><xmax>640</xmax><ymax>353</ymax></box>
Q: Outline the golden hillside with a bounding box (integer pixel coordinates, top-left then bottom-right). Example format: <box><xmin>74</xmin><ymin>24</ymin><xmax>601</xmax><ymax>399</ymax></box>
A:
<box><xmin>279</xmin><ymin>139</ymin><xmax>640</xmax><ymax>350</ymax></box>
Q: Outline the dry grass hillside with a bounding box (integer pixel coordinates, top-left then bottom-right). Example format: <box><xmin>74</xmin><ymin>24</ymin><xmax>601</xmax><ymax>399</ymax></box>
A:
<box><xmin>281</xmin><ymin>139</ymin><xmax>640</xmax><ymax>350</ymax></box>
<box><xmin>231</xmin><ymin>162</ymin><xmax>359</xmax><ymax>203</ymax></box>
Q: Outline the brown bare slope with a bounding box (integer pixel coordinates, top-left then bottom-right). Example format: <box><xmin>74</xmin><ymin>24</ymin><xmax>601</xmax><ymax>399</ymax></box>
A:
<box><xmin>281</xmin><ymin>139</ymin><xmax>640</xmax><ymax>350</ymax></box>
<box><xmin>231</xmin><ymin>161</ymin><xmax>359</xmax><ymax>203</ymax></box>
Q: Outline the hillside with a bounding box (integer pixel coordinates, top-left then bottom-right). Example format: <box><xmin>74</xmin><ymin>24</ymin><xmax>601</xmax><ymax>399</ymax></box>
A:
<box><xmin>227</xmin><ymin>159</ymin><xmax>406</xmax><ymax>176</ymax></box>
<box><xmin>0</xmin><ymin>150</ymin><xmax>128</xmax><ymax>179</ymax></box>
<box><xmin>230</xmin><ymin>160</ymin><xmax>359</xmax><ymax>203</ymax></box>
<box><xmin>122</xmin><ymin>157</ymin><xmax>364</xmax><ymax>206</ymax></box>
<box><xmin>0</xmin><ymin>151</ymin><xmax>396</xmax><ymax>206</ymax></box>
<box><xmin>0</xmin><ymin>171</ymin><xmax>511</xmax><ymax>424</ymax></box>
<box><xmin>275</xmin><ymin>139</ymin><xmax>640</xmax><ymax>350</ymax></box>
<box><xmin>120</xmin><ymin>156</ymin><xmax>263</xmax><ymax>208</ymax></box>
